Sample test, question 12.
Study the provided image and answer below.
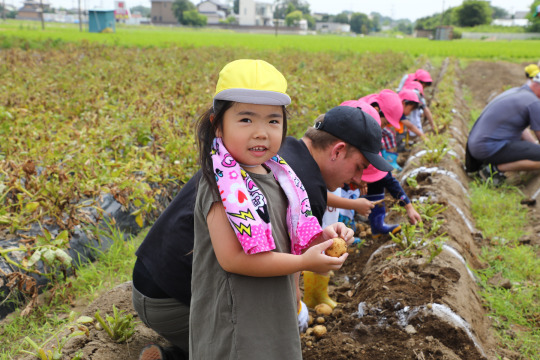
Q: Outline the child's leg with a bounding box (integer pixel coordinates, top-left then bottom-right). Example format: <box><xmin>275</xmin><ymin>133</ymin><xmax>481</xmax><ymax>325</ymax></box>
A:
<box><xmin>365</xmin><ymin>183</ymin><xmax>401</xmax><ymax>237</ymax></box>
<box><xmin>132</xmin><ymin>284</ymin><xmax>190</xmax><ymax>354</ymax></box>
<box><xmin>302</xmin><ymin>271</ymin><xmax>337</xmax><ymax>309</ymax></box>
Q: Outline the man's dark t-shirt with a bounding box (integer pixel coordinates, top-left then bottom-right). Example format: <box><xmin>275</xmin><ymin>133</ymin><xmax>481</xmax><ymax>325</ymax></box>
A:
<box><xmin>133</xmin><ymin>137</ymin><xmax>327</xmax><ymax>305</ymax></box>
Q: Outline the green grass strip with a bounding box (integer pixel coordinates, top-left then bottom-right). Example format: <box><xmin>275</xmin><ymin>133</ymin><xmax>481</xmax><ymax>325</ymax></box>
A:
<box><xmin>0</xmin><ymin>226</ymin><xmax>145</xmax><ymax>360</ymax></box>
<box><xmin>470</xmin><ymin>180</ymin><xmax>540</xmax><ymax>358</ymax></box>
<box><xmin>1</xmin><ymin>20</ymin><xmax>540</xmax><ymax>61</ymax></box>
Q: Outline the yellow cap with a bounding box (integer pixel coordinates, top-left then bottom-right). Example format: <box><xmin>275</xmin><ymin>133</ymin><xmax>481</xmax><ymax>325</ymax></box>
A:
<box><xmin>214</xmin><ymin>59</ymin><xmax>291</xmax><ymax>106</ymax></box>
<box><xmin>525</xmin><ymin>64</ymin><xmax>540</xmax><ymax>78</ymax></box>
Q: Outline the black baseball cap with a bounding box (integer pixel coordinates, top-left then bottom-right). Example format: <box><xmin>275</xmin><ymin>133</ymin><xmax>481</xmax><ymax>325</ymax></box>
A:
<box><xmin>314</xmin><ymin>106</ymin><xmax>394</xmax><ymax>172</ymax></box>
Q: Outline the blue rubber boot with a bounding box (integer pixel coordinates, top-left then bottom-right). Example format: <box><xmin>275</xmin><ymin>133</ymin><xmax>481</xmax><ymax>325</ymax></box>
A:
<box><xmin>381</xmin><ymin>149</ymin><xmax>402</xmax><ymax>172</ymax></box>
<box><xmin>366</xmin><ymin>194</ymin><xmax>401</xmax><ymax>237</ymax></box>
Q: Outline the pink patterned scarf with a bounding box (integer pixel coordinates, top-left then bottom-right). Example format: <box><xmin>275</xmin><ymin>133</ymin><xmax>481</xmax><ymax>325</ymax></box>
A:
<box><xmin>211</xmin><ymin>137</ymin><xmax>322</xmax><ymax>255</ymax></box>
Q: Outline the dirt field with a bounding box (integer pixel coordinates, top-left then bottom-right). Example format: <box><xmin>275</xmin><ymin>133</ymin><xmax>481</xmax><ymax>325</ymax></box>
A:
<box><xmin>18</xmin><ymin>59</ymin><xmax>540</xmax><ymax>360</ymax></box>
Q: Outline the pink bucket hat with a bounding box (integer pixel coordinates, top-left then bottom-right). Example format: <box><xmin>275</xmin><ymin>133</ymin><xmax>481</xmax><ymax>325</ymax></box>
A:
<box><xmin>340</xmin><ymin>99</ymin><xmax>381</xmax><ymax>125</ymax></box>
<box><xmin>341</xmin><ymin>100</ymin><xmax>388</xmax><ymax>183</ymax></box>
<box><xmin>403</xmin><ymin>80</ymin><xmax>424</xmax><ymax>96</ymax></box>
<box><xmin>372</xmin><ymin>89</ymin><xmax>403</xmax><ymax>129</ymax></box>
<box><xmin>398</xmin><ymin>88</ymin><xmax>419</xmax><ymax>103</ymax></box>
<box><xmin>358</xmin><ymin>93</ymin><xmax>377</xmax><ymax>108</ymax></box>
<box><xmin>361</xmin><ymin>161</ymin><xmax>388</xmax><ymax>183</ymax></box>
<box><xmin>414</xmin><ymin>69</ymin><xmax>432</xmax><ymax>83</ymax></box>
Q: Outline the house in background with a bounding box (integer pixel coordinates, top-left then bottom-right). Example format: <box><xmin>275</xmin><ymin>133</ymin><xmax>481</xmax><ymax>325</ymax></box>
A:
<box><xmin>16</xmin><ymin>0</ymin><xmax>50</xmax><ymax>20</ymax></box>
<box><xmin>315</xmin><ymin>22</ymin><xmax>350</xmax><ymax>34</ymax></box>
<box><xmin>149</xmin><ymin>0</ymin><xmax>280</xmax><ymax>28</ymax></box>
<box><xmin>492</xmin><ymin>10</ymin><xmax>530</xmax><ymax>27</ymax></box>
<box><xmin>197</xmin><ymin>0</ymin><xmax>230</xmax><ymax>24</ymax></box>
<box><xmin>311</xmin><ymin>12</ymin><xmax>327</xmax><ymax>22</ymax></box>
<box><xmin>238</xmin><ymin>0</ymin><xmax>273</xmax><ymax>26</ymax></box>
<box><xmin>150</xmin><ymin>0</ymin><xmax>177</xmax><ymax>24</ymax></box>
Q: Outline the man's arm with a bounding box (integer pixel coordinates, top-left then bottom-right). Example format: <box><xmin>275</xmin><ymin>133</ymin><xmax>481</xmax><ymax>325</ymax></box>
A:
<box><xmin>522</xmin><ymin>128</ymin><xmax>537</xmax><ymax>142</ymax></box>
<box><xmin>327</xmin><ymin>191</ymin><xmax>374</xmax><ymax>217</ymax></box>
<box><xmin>401</xmin><ymin>119</ymin><xmax>425</xmax><ymax>139</ymax></box>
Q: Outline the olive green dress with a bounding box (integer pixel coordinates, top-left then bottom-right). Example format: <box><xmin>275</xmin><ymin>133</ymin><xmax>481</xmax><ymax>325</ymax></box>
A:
<box><xmin>189</xmin><ymin>170</ymin><xmax>301</xmax><ymax>360</ymax></box>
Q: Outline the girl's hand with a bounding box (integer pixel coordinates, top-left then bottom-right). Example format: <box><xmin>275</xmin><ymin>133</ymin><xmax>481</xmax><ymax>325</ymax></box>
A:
<box><xmin>301</xmin><ymin>240</ymin><xmax>348</xmax><ymax>274</ymax></box>
<box><xmin>321</xmin><ymin>222</ymin><xmax>354</xmax><ymax>245</ymax></box>
<box><xmin>359</xmin><ymin>181</ymin><xmax>368</xmax><ymax>196</ymax></box>
<box><xmin>405</xmin><ymin>204</ymin><xmax>421</xmax><ymax>225</ymax></box>
<box><xmin>353</xmin><ymin>198</ymin><xmax>374</xmax><ymax>217</ymax></box>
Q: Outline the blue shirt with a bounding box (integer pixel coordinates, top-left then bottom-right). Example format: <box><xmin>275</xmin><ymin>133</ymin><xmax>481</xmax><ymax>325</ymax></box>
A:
<box><xmin>468</xmin><ymin>84</ymin><xmax>540</xmax><ymax>159</ymax></box>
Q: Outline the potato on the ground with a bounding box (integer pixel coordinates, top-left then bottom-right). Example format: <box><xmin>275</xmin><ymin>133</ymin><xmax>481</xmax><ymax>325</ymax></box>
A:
<box><xmin>314</xmin><ymin>303</ymin><xmax>333</xmax><ymax>316</ymax></box>
<box><xmin>312</xmin><ymin>325</ymin><xmax>327</xmax><ymax>338</ymax></box>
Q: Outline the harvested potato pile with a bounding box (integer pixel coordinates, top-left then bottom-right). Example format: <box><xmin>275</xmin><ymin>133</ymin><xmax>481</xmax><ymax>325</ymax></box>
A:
<box><xmin>314</xmin><ymin>303</ymin><xmax>333</xmax><ymax>316</ymax></box>
<box><xmin>325</xmin><ymin>237</ymin><xmax>347</xmax><ymax>257</ymax></box>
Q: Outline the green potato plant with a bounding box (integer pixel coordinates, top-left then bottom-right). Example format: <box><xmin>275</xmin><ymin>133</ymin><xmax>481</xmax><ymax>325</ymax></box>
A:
<box><xmin>94</xmin><ymin>305</ymin><xmax>137</xmax><ymax>343</ymax></box>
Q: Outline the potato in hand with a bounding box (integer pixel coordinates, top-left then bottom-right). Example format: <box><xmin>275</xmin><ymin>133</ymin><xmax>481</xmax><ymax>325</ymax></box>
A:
<box><xmin>324</xmin><ymin>237</ymin><xmax>347</xmax><ymax>258</ymax></box>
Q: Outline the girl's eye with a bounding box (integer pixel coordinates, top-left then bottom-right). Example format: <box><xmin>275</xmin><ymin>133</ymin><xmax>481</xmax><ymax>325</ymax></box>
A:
<box><xmin>240</xmin><ymin>118</ymin><xmax>251</xmax><ymax>123</ymax></box>
<box><xmin>270</xmin><ymin>120</ymin><xmax>280</xmax><ymax>124</ymax></box>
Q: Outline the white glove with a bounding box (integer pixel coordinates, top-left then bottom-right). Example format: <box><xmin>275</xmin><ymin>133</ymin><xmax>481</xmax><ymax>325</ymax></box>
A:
<box><xmin>297</xmin><ymin>300</ymin><xmax>309</xmax><ymax>333</ymax></box>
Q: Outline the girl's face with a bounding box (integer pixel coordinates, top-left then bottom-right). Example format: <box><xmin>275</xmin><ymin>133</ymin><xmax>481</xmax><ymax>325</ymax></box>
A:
<box><xmin>403</xmin><ymin>102</ymin><xmax>416</xmax><ymax>116</ymax></box>
<box><xmin>217</xmin><ymin>102</ymin><xmax>284</xmax><ymax>174</ymax></box>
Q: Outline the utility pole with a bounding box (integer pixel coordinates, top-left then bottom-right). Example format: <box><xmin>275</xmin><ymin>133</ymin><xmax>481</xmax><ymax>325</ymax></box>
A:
<box><xmin>39</xmin><ymin>0</ymin><xmax>45</xmax><ymax>29</ymax></box>
<box><xmin>2</xmin><ymin>0</ymin><xmax>6</xmax><ymax>21</ymax></box>
<box><xmin>440</xmin><ymin>0</ymin><xmax>445</xmax><ymax>26</ymax></box>
<box><xmin>78</xmin><ymin>0</ymin><xmax>82</xmax><ymax>31</ymax></box>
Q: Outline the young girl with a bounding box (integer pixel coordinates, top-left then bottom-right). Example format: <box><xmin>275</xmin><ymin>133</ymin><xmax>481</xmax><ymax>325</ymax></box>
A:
<box><xmin>189</xmin><ymin>59</ymin><xmax>353</xmax><ymax>359</ymax></box>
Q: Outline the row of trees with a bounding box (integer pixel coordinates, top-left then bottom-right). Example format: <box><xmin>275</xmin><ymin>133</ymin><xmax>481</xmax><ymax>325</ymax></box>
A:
<box><xmin>103</xmin><ymin>0</ymin><xmax>540</xmax><ymax>34</ymax></box>
<box><xmin>0</xmin><ymin>4</ymin><xmax>17</xmax><ymax>19</ymax></box>
<box><xmin>172</xmin><ymin>0</ymin><xmax>208</xmax><ymax>26</ymax></box>
<box><xmin>416</xmin><ymin>1</ymin><xmax>504</xmax><ymax>30</ymax></box>
<box><xmin>273</xmin><ymin>0</ymin><xmax>392</xmax><ymax>34</ymax></box>
<box><xmin>169</xmin><ymin>0</ymin><xmax>385</xmax><ymax>33</ymax></box>
<box><xmin>416</xmin><ymin>0</ymin><xmax>539</xmax><ymax>32</ymax></box>
<box><xmin>528</xmin><ymin>1</ymin><xmax>540</xmax><ymax>32</ymax></box>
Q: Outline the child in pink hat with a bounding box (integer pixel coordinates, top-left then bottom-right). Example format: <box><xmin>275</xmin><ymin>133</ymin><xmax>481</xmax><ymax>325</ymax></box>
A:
<box><xmin>404</xmin><ymin>80</ymin><xmax>435</xmax><ymax>126</ymax></box>
<box><xmin>398</xmin><ymin>88</ymin><xmax>425</xmax><ymax>139</ymax></box>
<box><xmin>397</xmin><ymin>68</ymin><xmax>433</xmax><ymax>92</ymax></box>
<box><xmin>360</xmin><ymin>163</ymin><xmax>421</xmax><ymax>236</ymax></box>
<box><xmin>402</xmin><ymin>79</ymin><xmax>435</xmax><ymax>138</ymax></box>
<box><xmin>360</xmin><ymin>89</ymin><xmax>403</xmax><ymax>166</ymax></box>
<box><xmin>352</xmin><ymin>96</ymin><xmax>421</xmax><ymax>236</ymax></box>
<box><xmin>326</xmin><ymin>99</ymin><xmax>421</xmax><ymax>238</ymax></box>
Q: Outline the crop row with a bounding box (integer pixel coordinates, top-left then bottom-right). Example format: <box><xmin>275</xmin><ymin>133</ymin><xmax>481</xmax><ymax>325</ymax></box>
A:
<box><xmin>0</xmin><ymin>44</ymin><xmax>412</xmax><ymax>273</ymax></box>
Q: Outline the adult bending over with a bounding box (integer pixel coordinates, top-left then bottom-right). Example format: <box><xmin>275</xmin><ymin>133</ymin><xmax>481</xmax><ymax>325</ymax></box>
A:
<box><xmin>466</xmin><ymin>72</ymin><xmax>540</xmax><ymax>184</ymax></box>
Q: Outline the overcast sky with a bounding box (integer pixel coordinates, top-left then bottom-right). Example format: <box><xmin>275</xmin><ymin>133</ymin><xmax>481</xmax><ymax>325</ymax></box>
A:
<box><xmin>11</xmin><ymin>0</ymin><xmax>535</xmax><ymax>21</ymax></box>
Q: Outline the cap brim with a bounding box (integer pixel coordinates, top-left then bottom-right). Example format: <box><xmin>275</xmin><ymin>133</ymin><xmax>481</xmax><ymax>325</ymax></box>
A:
<box><xmin>214</xmin><ymin>88</ymin><xmax>291</xmax><ymax>106</ymax></box>
<box><xmin>363</xmin><ymin>151</ymin><xmax>394</xmax><ymax>172</ymax></box>
<box><xmin>387</xmin><ymin>117</ymin><xmax>401</xmax><ymax>129</ymax></box>
<box><xmin>361</xmin><ymin>165</ymin><xmax>388</xmax><ymax>183</ymax></box>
